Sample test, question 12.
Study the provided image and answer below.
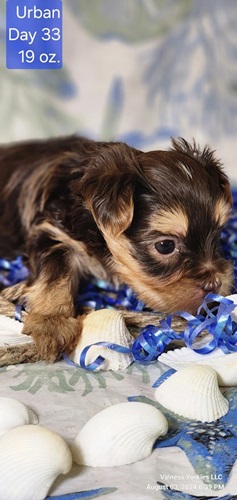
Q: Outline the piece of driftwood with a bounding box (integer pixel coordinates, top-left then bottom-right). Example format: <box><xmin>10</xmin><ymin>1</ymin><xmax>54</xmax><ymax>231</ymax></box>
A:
<box><xmin>0</xmin><ymin>283</ymin><xmax>187</xmax><ymax>367</ymax></box>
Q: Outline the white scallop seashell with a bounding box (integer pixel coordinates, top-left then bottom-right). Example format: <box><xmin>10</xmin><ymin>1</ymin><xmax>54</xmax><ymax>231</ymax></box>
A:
<box><xmin>0</xmin><ymin>314</ymin><xmax>33</xmax><ymax>346</ymax></box>
<box><xmin>0</xmin><ymin>425</ymin><xmax>72</xmax><ymax>500</ymax></box>
<box><xmin>155</xmin><ymin>365</ymin><xmax>229</xmax><ymax>422</ymax></box>
<box><xmin>70</xmin><ymin>309</ymin><xmax>134</xmax><ymax>370</ymax></box>
<box><xmin>72</xmin><ymin>401</ymin><xmax>168</xmax><ymax>467</ymax></box>
<box><xmin>159</xmin><ymin>347</ymin><xmax>237</xmax><ymax>386</ymax></box>
<box><xmin>0</xmin><ymin>397</ymin><xmax>38</xmax><ymax>435</ymax></box>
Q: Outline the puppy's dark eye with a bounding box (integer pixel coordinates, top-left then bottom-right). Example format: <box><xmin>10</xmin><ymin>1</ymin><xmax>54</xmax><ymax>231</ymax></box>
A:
<box><xmin>155</xmin><ymin>239</ymin><xmax>176</xmax><ymax>255</ymax></box>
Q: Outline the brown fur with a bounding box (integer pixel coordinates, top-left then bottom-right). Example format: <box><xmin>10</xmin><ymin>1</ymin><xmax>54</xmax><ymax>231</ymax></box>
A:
<box><xmin>0</xmin><ymin>135</ymin><xmax>233</xmax><ymax>361</ymax></box>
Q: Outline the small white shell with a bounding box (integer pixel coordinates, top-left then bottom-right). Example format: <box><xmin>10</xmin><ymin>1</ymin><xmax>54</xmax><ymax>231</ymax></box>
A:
<box><xmin>0</xmin><ymin>425</ymin><xmax>72</xmax><ymax>500</ymax></box>
<box><xmin>0</xmin><ymin>397</ymin><xmax>38</xmax><ymax>435</ymax></box>
<box><xmin>0</xmin><ymin>314</ymin><xmax>33</xmax><ymax>346</ymax></box>
<box><xmin>71</xmin><ymin>309</ymin><xmax>134</xmax><ymax>371</ymax></box>
<box><xmin>159</xmin><ymin>347</ymin><xmax>237</xmax><ymax>386</ymax></box>
<box><xmin>155</xmin><ymin>365</ymin><xmax>229</xmax><ymax>422</ymax></box>
<box><xmin>72</xmin><ymin>401</ymin><xmax>168</xmax><ymax>467</ymax></box>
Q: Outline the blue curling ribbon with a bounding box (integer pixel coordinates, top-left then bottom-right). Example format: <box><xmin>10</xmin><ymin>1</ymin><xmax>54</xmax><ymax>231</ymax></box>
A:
<box><xmin>0</xmin><ymin>256</ymin><xmax>29</xmax><ymax>287</ymax></box>
<box><xmin>75</xmin><ymin>279</ymin><xmax>145</xmax><ymax>312</ymax></box>
<box><xmin>131</xmin><ymin>322</ymin><xmax>179</xmax><ymax>364</ymax></box>
<box><xmin>74</xmin><ymin>293</ymin><xmax>237</xmax><ymax>370</ymax></box>
<box><xmin>15</xmin><ymin>304</ymin><xmax>24</xmax><ymax>322</ymax></box>
<box><xmin>79</xmin><ymin>342</ymin><xmax>131</xmax><ymax>370</ymax></box>
<box><xmin>63</xmin><ymin>342</ymin><xmax>132</xmax><ymax>371</ymax></box>
<box><xmin>188</xmin><ymin>295</ymin><xmax>237</xmax><ymax>353</ymax></box>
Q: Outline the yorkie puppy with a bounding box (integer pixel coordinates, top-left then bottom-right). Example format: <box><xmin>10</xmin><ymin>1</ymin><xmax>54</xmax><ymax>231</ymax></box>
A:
<box><xmin>0</xmin><ymin>135</ymin><xmax>233</xmax><ymax>361</ymax></box>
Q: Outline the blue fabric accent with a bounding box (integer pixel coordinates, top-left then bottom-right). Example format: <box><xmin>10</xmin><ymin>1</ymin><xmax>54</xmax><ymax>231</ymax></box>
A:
<box><xmin>46</xmin><ymin>487</ymin><xmax>117</xmax><ymax>499</ymax></box>
<box><xmin>128</xmin><ymin>389</ymin><xmax>237</xmax><ymax>491</ymax></box>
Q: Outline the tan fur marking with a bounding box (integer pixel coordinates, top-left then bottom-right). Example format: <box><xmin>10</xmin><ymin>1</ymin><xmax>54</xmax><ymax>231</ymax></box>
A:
<box><xmin>214</xmin><ymin>198</ymin><xmax>231</xmax><ymax>226</ymax></box>
<box><xmin>107</xmin><ymin>196</ymin><xmax>134</xmax><ymax>237</ymax></box>
<box><xmin>103</xmin><ymin>232</ymin><xmax>183</xmax><ymax>308</ymax></box>
<box><xmin>23</xmin><ymin>274</ymin><xmax>74</xmax><ymax>317</ymax></box>
<box><xmin>103</xmin><ymin>232</ymin><xmax>232</xmax><ymax>314</ymax></box>
<box><xmin>149</xmin><ymin>208</ymin><xmax>188</xmax><ymax>236</ymax></box>
<box><xmin>87</xmin><ymin>194</ymin><xmax>134</xmax><ymax>238</ymax></box>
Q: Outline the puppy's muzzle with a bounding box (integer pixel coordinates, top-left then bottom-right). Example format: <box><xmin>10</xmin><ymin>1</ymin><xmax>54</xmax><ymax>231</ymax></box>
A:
<box><xmin>197</xmin><ymin>257</ymin><xmax>232</xmax><ymax>298</ymax></box>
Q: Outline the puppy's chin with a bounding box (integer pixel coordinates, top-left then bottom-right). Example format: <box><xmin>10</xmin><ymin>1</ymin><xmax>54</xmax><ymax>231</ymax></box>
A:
<box><xmin>133</xmin><ymin>276</ymin><xmax>233</xmax><ymax>315</ymax></box>
<box><xmin>130</xmin><ymin>284</ymin><xmax>205</xmax><ymax>315</ymax></box>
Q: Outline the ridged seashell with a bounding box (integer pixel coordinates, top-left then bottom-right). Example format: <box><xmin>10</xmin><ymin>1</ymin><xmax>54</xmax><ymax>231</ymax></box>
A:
<box><xmin>0</xmin><ymin>314</ymin><xmax>33</xmax><ymax>346</ymax></box>
<box><xmin>71</xmin><ymin>401</ymin><xmax>168</xmax><ymax>467</ymax></box>
<box><xmin>0</xmin><ymin>397</ymin><xmax>38</xmax><ymax>436</ymax></box>
<box><xmin>0</xmin><ymin>425</ymin><xmax>72</xmax><ymax>500</ymax></box>
<box><xmin>159</xmin><ymin>347</ymin><xmax>237</xmax><ymax>386</ymax></box>
<box><xmin>155</xmin><ymin>365</ymin><xmax>229</xmax><ymax>422</ymax></box>
<box><xmin>70</xmin><ymin>309</ymin><xmax>134</xmax><ymax>371</ymax></box>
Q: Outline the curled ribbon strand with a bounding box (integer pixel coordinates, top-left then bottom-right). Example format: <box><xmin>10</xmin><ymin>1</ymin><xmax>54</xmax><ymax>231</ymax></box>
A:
<box><xmin>0</xmin><ymin>257</ymin><xmax>29</xmax><ymax>287</ymax></box>
<box><xmin>70</xmin><ymin>293</ymin><xmax>237</xmax><ymax>370</ymax></box>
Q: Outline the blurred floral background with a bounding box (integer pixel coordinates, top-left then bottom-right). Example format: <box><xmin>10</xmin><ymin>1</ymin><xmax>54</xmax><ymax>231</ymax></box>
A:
<box><xmin>1</xmin><ymin>0</ymin><xmax>237</xmax><ymax>181</ymax></box>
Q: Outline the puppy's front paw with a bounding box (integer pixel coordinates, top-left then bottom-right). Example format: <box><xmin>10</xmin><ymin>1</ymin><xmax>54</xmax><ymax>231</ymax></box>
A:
<box><xmin>22</xmin><ymin>314</ymin><xmax>82</xmax><ymax>362</ymax></box>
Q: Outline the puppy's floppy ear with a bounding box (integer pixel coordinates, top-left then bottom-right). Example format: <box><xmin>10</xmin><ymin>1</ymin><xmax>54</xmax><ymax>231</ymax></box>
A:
<box><xmin>82</xmin><ymin>144</ymin><xmax>139</xmax><ymax>237</ymax></box>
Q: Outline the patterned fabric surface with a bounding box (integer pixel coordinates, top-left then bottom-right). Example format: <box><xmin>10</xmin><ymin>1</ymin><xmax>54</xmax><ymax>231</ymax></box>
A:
<box><xmin>1</xmin><ymin>0</ymin><xmax>237</xmax><ymax>181</ymax></box>
<box><xmin>0</xmin><ymin>359</ymin><xmax>237</xmax><ymax>499</ymax></box>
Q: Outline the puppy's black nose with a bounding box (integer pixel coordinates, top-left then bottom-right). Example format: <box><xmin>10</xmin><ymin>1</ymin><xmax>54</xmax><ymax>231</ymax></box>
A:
<box><xmin>202</xmin><ymin>277</ymin><xmax>222</xmax><ymax>294</ymax></box>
